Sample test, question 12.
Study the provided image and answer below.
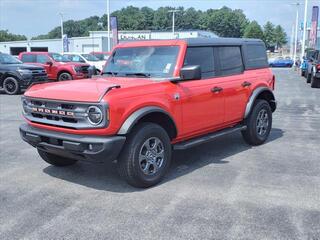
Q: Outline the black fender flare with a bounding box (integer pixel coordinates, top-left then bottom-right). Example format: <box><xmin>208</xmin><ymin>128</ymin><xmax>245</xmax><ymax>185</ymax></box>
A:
<box><xmin>1</xmin><ymin>71</ymin><xmax>21</xmax><ymax>85</ymax></box>
<box><xmin>117</xmin><ymin>106</ymin><xmax>177</xmax><ymax>136</ymax></box>
<box><xmin>244</xmin><ymin>87</ymin><xmax>276</xmax><ymax>118</ymax></box>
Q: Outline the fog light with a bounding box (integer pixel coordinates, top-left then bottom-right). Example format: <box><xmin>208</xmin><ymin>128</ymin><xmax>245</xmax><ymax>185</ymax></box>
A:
<box><xmin>87</xmin><ymin>106</ymin><xmax>103</xmax><ymax>125</ymax></box>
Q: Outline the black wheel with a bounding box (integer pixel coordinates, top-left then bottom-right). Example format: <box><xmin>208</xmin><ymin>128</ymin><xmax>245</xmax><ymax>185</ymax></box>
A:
<box><xmin>241</xmin><ymin>99</ymin><xmax>272</xmax><ymax>146</ymax></box>
<box><xmin>38</xmin><ymin>149</ymin><xmax>78</xmax><ymax>166</ymax></box>
<box><xmin>307</xmin><ymin>73</ymin><xmax>312</xmax><ymax>83</ymax></box>
<box><xmin>118</xmin><ymin>123</ymin><xmax>172</xmax><ymax>188</ymax></box>
<box><xmin>58</xmin><ymin>72</ymin><xmax>72</xmax><ymax>81</ymax></box>
<box><xmin>3</xmin><ymin>77</ymin><xmax>20</xmax><ymax>95</ymax></box>
<box><xmin>311</xmin><ymin>76</ymin><xmax>320</xmax><ymax>88</ymax></box>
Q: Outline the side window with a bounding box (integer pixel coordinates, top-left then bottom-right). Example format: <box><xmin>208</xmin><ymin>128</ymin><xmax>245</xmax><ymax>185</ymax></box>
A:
<box><xmin>21</xmin><ymin>54</ymin><xmax>36</xmax><ymax>63</ymax></box>
<box><xmin>245</xmin><ymin>44</ymin><xmax>268</xmax><ymax>69</ymax></box>
<box><xmin>216</xmin><ymin>46</ymin><xmax>244</xmax><ymax>76</ymax></box>
<box><xmin>184</xmin><ymin>47</ymin><xmax>215</xmax><ymax>78</ymax></box>
<box><xmin>36</xmin><ymin>55</ymin><xmax>49</xmax><ymax>64</ymax></box>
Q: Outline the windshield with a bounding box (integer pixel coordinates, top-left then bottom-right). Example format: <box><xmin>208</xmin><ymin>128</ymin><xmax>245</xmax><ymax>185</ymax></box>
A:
<box><xmin>103</xmin><ymin>46</ymin><xmax>179</xmax><ymax>78</ymax></box>
<box><xmin>0</xmin><ymin>53</ymin><xmax>22</xmax><ymax>64</ymax></box>
<box><xmin>49</xmin><ymin>53</ymin><xmax>70</xmax><ymax>62</ymax></box>
<box><xmin>93</xmin><ymin>53</ymin><xmax>110</xmax><ymax>60</ymax></box>
<box><xmin>82</xmin><ymin>54</ymin><xmax>99</xmax><ymax>61</ymax></box>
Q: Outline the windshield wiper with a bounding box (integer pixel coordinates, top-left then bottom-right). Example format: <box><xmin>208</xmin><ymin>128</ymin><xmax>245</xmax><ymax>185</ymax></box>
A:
<box><xmin>102</xmin><ymin>71</ymin><xmax>118</xmax><ymax>77</ymax></box>
<box><xmin>124</xmin><ymin>73</ymin><xmax>151</xmax><ymax>78</ymax></box>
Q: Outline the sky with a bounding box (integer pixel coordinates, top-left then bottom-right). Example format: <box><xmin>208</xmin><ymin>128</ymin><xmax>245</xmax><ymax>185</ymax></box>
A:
<box><xmin>0</xmin><ymin>0</ymin><xmax>319</xmax><ymax>38</ymax></box>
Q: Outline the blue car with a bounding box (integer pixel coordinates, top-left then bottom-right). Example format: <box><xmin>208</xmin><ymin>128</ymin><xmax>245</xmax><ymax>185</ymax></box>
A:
<box><xmin>269</xmin><ymin>57</ymin><xmax>293</xmax><ymax>68</ymax></box>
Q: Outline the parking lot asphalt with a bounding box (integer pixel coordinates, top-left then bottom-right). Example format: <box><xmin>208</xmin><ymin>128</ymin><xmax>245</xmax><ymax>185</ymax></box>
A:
<box><xmin>0</xmin><ymin>68</ymin><xmax>320</xmax><ymax>240</ymax></box>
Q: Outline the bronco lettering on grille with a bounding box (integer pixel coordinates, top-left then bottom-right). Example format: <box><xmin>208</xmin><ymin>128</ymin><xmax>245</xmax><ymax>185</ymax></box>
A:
<box><xmin>32</xmin><ymin>107</ymin><xmax>74</xmax><ymax>117</ymax></box>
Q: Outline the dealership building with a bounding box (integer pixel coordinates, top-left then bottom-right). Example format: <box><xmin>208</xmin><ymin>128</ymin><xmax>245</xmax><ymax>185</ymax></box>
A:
<box><xmin>0</xmin><ymin>30</ymin><xmax>217</xmax><ymax>55</ymax></box>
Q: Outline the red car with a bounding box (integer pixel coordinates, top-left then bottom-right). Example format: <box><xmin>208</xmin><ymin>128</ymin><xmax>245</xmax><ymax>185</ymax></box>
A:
<box><xmin>20</xmin><ymin>38</ymin><xmax>276</xmax><ymax>188</ymax></box>
<box><xmin>18</xmin><ymin>52</ymin><xmax>91</xmax><ymax>81</ymax></box>
<box><xmin>90</xmin><ymin>51</ymin><xmax>111</xmax><ymax>61</ymax></box>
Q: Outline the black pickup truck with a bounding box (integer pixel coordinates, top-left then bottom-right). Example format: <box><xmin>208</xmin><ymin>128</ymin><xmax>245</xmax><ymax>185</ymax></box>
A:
<box><xmin>0</xmin><ymin>52</ymin><xmax>47</xmax><ymax>95</ymax></box>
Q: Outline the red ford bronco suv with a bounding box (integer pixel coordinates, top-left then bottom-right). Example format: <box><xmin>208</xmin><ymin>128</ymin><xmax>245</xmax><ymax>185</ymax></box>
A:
<box><xmin>18</xmin><ymin>52</ymin><xmax>92</xmax><ymax>81</ymax></box>
<box><xmin>19</xmin><ymin>38</ymin><xmax>276</xmax><ymax>188</ymax></box>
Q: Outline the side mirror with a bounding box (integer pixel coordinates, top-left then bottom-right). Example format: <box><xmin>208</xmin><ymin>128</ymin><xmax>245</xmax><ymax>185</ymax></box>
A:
<box><xmin>179</xmin><ymin>65</ymin><xmax>201</xmax><ymax>81</ymax></box>
<box><xmin>46</xmin><ymin>61</ymin><xmax>53</xmax><ymax>66</ymax></box>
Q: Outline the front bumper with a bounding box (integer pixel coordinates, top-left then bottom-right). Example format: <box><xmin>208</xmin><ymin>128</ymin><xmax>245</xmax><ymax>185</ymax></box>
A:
<box><xmin>20</xmin><ymin>75</ymin><xmax>48</xmax><ymax>89</ymax></box>
<box><xmin>19</xmin><ymin>123</ymin><xmax>126</xmax><ymax>163</ymax></box>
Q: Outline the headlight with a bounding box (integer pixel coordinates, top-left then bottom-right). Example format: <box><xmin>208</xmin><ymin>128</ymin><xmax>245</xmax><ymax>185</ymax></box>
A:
<box><xmin>87</xmin><ymin>106</ymin><xmax>103</xmax><ymax>125</ymax></box>
<box><xmin>17</xmin><ymin>69</ymin><xmax>32</xmax><ymax>75</ymax></box>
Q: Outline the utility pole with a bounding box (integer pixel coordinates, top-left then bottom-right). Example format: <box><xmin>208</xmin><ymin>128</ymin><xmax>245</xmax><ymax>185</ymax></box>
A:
<box><xmin>168</xmin><ymin>9</ymin><xmax>180</xmax><ymax>38</ymax></box>
<box><xmin>58</xmin><ymin>12</ymin><xmax>64</xmax><ymax>53</ymax></box>
<box><xmin>107</xmin><ymin>0</ymin><xmax>111</xmax><ymax>51</ymax></box>
<box><xmin>301</xmin><ymin>0</ymin><xmax>308</xmax><ymax>58</ymax></box>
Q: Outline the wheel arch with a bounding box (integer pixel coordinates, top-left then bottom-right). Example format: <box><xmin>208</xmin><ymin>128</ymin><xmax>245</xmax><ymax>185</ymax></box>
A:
<box><xmin>244</xmin><ymin>87</ymin><xmax>276</xmax><ymax>118</ymax></box>
<box><xmin>1</xmin><ymin>72</ymin><xmax>20</xmax><ymax>86</ymax></box>
<box><xmin>117</xmin><ymin>107</ymin><xmax>178</xmax><ymax>140</ymax></box>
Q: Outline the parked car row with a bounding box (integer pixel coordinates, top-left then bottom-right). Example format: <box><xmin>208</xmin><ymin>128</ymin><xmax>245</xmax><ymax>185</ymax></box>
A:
<box><xmin>0</xmin><ymin>51</ymin><xmax>111</xmax><ymax>95</ymax></box>
<box><xmin>301</xmin><ymin>49</ymin><xmax>320</xmax><ymax>88</ymax></box>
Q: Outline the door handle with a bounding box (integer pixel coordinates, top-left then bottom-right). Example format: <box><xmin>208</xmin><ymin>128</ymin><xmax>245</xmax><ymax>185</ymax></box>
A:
<box><xmin>211</xmin><ymin>86</ymin><xmax>223</xmax><ymax>93</ymax></box>
<box><xmin>242</xmin><ymin>81</ymin><xmax>252</xmax><ymax>87</ymax></box>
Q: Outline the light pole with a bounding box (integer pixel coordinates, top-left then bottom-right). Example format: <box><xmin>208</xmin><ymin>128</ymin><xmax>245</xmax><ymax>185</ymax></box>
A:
<box><xmin>58</xmin><ymin>12</ymin><xmax>64</xmax><ymax>53</ymax></box>
<box><xmin>168</xmin><ymin>9</ymin><xmax>180</xmax><ymax>38</ymax></box>
<box><xmin>107</xmin><ymin>0</ymin><xmax>111</xmax><ymax>51</ymax></box>
<box><xmin>301</xmin><ymin>0</ymin><xmax>308</xmax><ymax>59</ymax></box>
<box><xmin>292</xmin><ymin>3</ymin><xmax>300</xmax><ymax>62</ymax></box>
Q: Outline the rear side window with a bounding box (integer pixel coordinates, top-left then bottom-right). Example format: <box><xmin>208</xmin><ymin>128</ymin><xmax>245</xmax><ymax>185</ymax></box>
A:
<box><xmin>184</xmin><ymin>47</ymin><xmax>215</xmax><ymax>78</ymax></box>
<box><xmin>21</xmin><ymin>54</ymin><xmax>36</xmax><ymax>62</ymax></box>
<box><xmin>216</xmin><ymin>46</ymin><xmax>243</xmax><ymax>76</ymax></box>
<box><xmin>36</xmin><ymin>55</ymin><xmax>49</xmax><ymax>64</ymax></box>
<box><xmin>245</xmin><ymin>44</ymin><xmax>268</xmax><ymax>69</ymax></box>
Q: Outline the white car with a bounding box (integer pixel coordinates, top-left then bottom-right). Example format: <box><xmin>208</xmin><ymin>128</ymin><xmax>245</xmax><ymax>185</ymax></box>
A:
<box><xmin>63</xmin><ymin>52</ymin><xmax>106</xmax><ymax>73</ymax></box>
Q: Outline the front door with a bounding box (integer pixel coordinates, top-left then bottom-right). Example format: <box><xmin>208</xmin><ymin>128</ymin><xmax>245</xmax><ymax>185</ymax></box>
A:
<box><xmin>178</xmin><ymin>47</ymin><xmax>225</xmax><ymax>137</ymax></box>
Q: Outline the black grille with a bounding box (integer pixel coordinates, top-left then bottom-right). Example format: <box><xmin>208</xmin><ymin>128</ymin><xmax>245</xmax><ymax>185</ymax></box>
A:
<box><xmin>80</xmin><ymin>66</ymin><xmax>89</xmax><ymax>74</ymax></box>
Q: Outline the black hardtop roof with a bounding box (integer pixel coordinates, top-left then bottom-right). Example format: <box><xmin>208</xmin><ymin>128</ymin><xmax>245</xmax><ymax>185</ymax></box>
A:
<box><xmin>184</xmin><ymin>37</ymin><xmax>265</xmax><ymax>47</ymax></box>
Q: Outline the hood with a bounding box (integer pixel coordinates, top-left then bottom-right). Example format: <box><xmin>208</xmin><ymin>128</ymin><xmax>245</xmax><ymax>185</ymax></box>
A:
<box><xmin>56</xmin><ymin>61</ymin><xmax>90</xmax><ymax>67</ymax></box>
<box><xmin>4</xmin><ymin>63</ymin><xmax>44</xmax><ymax>71</ymax></box>
<box><xmin>24</xmin><ymin>77</ymin><xmax>156</xmax><ymax>102</ymax></box>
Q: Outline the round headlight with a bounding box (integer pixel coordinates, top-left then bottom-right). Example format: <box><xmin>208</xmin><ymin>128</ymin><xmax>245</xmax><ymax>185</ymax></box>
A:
<box><xmin>87</xmin><ymin>106</ymin><xmax>103</xmax><ymax>125</ymax></box>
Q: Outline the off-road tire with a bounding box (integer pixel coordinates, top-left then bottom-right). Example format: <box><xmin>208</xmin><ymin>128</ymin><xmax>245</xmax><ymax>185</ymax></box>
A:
<box><xmin>242</xmin><ymin>99</ymin><xmax>272</xmax><ymax>146</ymax></box>
<box><xmin>117</xmin><ymin>123</ymin><xmax>172</xmax><ymax>188</ymax></box>
<box><xmin>38</xmin><ymin>149</ymin><xmax>78</xmax><ymax>166</ymax></box>
<box><xmin>311</xmin><ymin>76</ymin><xmax>320</xmax><ymax>88</ymax></box>
<box><xmin>3</xmin><ymin>77</ymin><xmax>20</xmax><ymax>95</ymax></box>
<box><xmin>307</xmin><ymin>73</ymin><xmax>312</xmax><ymax>83</ymax></box>
<box><xmin>58</xmin><ymin>72</ymin><xmax>72</xmax><ymax>81</ymax></box>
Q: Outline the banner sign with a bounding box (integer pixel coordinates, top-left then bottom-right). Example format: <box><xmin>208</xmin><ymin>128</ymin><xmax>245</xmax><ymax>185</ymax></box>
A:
<box><xmin>62</xmin><ymin>34</ymin><xmax>69</xmax><ymax>52</ymax></box>
<box><xmin>310</xmin><ymin>6</ymin><xmax>319</xmax><ymax>49</ymax></box>
<box><xmin>110</xmin><ymin>16</ymin><xmax>119</xmax><ymax>47</ymax></box>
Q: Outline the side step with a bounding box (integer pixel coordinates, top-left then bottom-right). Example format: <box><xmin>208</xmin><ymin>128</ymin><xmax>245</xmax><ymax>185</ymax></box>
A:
<box><xmin>173</xmin><ymin>125</ymin><xmax>247</xmax><ymax>150</ymax></box>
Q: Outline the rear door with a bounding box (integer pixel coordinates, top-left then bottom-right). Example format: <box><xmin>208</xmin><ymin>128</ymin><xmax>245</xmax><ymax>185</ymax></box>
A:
<box><xmin>214</xmin><ymin>46</ymin><xmax>250</xmax><ymax>124</ymax></box>
<box><xmin>178</xmin><ymin>47</ymin><xmax>225</xmax><ymax>136</ymax></box>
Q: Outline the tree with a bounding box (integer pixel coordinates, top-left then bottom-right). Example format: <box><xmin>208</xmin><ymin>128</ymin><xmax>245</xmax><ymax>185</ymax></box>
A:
<box><xmin>273</xmin><ymin>25</ymin><xmax>287</xmax><ymax>49</ymax></box>
<box><xmin>206</xmin><ymin>7</ymin><xmax>249</xmax><ymax>37</ymax></box>
<box><xmin>243</xmin><ymin>21</ymin><xmax>264</xmax><ymax>40</ymax></box>
<box><xmin>141</xmin><ymin>7</ymin><xmax>155</xmax><ymax>30</ymax></box>
<box><xmin>0</xmin><ymin>30</ymin><xmax>27</xmax><ymax>42</ymax></box>
<box><xmin>263</xmin><ymin>21</ymin><xmax>275</xmax><ymax>48</ymax></box>
<box><xmin>152</xmin><ymin>7</ymin><xmax>172</xmax><ymax>30</ymax></box>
